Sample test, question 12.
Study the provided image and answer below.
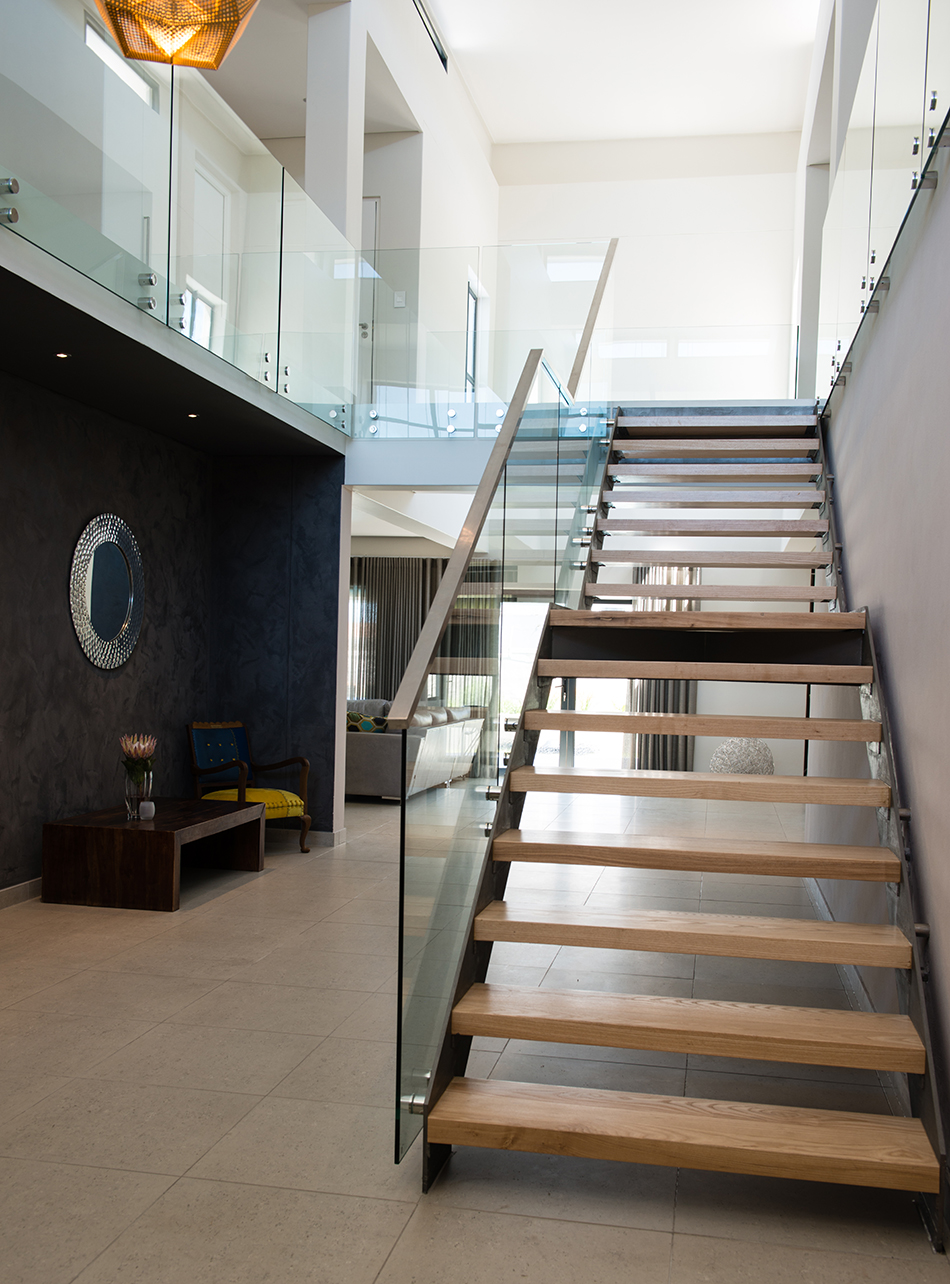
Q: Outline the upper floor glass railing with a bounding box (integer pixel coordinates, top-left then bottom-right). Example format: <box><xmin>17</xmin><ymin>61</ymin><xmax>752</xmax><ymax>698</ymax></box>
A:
<box><xmin>0</xmin><ymin>0</ymin><xmax>617</xmax><ymax>440</ymax></box>
<box><xmin>2</xmin><ymin>0</ymin><xmax>846</xmax><ymax>433</ymax></box>
<box><xmin>818</xmin><ymin>0</ymin><xmax>950</xmax><ymax>394</ymax></box>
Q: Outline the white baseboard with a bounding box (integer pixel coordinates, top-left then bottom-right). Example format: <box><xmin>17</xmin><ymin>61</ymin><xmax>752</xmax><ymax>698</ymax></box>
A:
<box><xmin>315</xmin><ymin>828</ymin><xmax>347</xmax><ymax>847</ymax></box>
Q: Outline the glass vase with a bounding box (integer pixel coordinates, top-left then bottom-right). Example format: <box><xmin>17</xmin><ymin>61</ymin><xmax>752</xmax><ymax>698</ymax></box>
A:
<box><xmin>125</xmin><ymin>769</ymin><xmax>153</xmax><ymax>820</ymax></box>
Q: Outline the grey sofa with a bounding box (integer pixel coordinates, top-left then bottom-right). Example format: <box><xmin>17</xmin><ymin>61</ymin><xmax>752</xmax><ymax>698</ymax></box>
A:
<box><xmin>345</xmin><ymin>699</ymin><xmax>484</xmax><ymax>799</ymax></box>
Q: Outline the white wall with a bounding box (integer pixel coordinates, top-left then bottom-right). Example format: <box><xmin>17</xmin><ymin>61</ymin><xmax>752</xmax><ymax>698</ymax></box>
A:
<box><xmin>303</xmin><ymin>0</ymin><xmax>499</xmax><ymax>254</ymax></box>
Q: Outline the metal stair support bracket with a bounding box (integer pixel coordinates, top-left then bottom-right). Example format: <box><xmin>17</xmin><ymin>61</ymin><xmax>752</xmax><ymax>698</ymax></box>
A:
<box><xmin>580</xmin><ymin>410</ymin><xmax>619</xmax><ymax>608</ymax></box>
<box><xmin>858</xmin><ymin>615</ymin><xmax>948</xmax><ymax>1248</ymax></box>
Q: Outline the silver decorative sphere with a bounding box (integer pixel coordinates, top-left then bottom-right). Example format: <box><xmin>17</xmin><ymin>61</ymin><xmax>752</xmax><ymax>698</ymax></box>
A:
<box><xmin>709</xmin><ymin>737</ymin><xmax>775</xmax><ymax>775</ymax></box>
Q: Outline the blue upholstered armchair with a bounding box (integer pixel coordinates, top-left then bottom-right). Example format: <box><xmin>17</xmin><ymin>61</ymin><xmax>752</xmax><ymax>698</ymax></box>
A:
<box><xmin>187</xmin><ymin>721</ymin><xmax>311</xmax><ymax>852</ymax></box>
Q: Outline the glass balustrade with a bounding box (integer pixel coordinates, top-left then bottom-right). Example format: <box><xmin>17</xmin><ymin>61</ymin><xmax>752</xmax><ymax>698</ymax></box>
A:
<box><xmin>393</xmin><ymin>358</ymin><xmax>610</xmax><ymax>1161</ymax></box>
<box><xmin>814</xmin><ymin>0</ymin><xmax>950</xmax><ymax>393</ymax></box>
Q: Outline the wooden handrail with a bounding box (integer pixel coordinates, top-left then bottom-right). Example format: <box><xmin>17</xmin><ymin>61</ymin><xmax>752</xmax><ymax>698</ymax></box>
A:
<box><xmin>387</xmin><ymin>348</ymin><xmax>544</xmax><ymax>728</ymax></box>
<box><xmin>567</xmin><ymin>237</ymin><xmax>618</xmax><ymax>399</ymax></box>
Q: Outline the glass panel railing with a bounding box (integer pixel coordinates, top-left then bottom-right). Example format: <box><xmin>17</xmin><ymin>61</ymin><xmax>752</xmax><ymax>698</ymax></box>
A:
<box><xmin>278</xmin><ymin>172</ymin><xmax>359</xmax><ymax>425</ymax></box>
<box><xmin>0</xmin><ymin>10</ymin><xmax>173</xmax><ymax>320</ymax></box>
<box><xmin>869</xmin><ymin>0</ymin><xmax>928</xmax><ymax>290</ymax></box>
<box><xmin>169</xmin><ymin>68</ymin><xmax>284</xmax><ymax>389</ymax></box>
<box><xmin>569</xmin><ymin>325</ymin><xmax>795</xmax><ymax>405</ymax></box>
<box><xmin>353</xmin><ymin>241</ymin><xmax>612</xmax><ymax>437</ymax></box>
<box><xmin>391</xmin><ymin>355</ymin><xmax>611</xmax><ymax>1161</ymax></box>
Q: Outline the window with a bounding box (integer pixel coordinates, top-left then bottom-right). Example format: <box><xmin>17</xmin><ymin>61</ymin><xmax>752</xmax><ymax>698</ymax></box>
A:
<box><xmin>84</xmin><ymin>20</ymin><xmax>156</xmax><ymax>109</ymax></box>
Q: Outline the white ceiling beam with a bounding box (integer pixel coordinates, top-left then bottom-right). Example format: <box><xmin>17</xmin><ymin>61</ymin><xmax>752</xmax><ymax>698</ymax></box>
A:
<box><xmin>350</xmin><ymin>491</ymin><xmax>458</xmax><ymax>548</ymax></box>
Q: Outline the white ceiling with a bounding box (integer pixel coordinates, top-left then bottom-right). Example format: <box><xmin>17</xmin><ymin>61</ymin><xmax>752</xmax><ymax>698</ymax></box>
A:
<box><xmin>204</xmin><ymin>0</ymin><xmax>821</xmax><ymax>145</ymax></box>
<box><xmin>202</xmin><ymin>0</ymin><xmax>309</xmax><ymax>139</ymax></box>
<box><xmin>426</xmin><ymin>0</ymin><xmax>822</xmax><ymax>143</ymax></box>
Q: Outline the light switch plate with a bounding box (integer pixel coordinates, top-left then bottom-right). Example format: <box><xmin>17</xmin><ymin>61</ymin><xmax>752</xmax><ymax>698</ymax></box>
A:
<box><xmin>393</xmin><ymin>290</ymin><xmax>406</xmax><ymax>308</ymax></box>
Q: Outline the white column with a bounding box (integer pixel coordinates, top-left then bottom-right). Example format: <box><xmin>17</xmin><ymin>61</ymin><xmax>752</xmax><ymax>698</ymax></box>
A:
<box><xmin>305</xmin><ymin>1</ymin><xmax>366</xmax><ymax>246</ymax></box>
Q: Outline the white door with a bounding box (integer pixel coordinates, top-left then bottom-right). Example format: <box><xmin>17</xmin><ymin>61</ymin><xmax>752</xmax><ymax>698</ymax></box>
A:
<box><xmin>359</xmin><ymin>197</ymin><xmax>379</xmax><ymax>407</ymax></box>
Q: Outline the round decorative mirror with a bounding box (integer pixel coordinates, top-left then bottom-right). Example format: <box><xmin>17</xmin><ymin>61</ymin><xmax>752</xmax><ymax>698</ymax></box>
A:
<box><xmin>70</xmin><ymin>515</ymin><xmax>144</xmax><ymax>669</ymax></box>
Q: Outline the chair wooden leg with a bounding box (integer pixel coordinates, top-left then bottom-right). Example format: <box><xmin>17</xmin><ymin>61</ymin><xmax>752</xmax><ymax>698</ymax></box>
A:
<box><xmin>300</xmin><ymin>814</ymin><xmax>311</xmax><ymax>853</ymax></box>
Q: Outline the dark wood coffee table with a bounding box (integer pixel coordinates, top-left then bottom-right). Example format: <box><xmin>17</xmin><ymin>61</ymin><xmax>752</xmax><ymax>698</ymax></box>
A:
<box><xmin>42</xmin><ymin>798</ymin><xmax>266</xmax><ymax>912</ymax></box>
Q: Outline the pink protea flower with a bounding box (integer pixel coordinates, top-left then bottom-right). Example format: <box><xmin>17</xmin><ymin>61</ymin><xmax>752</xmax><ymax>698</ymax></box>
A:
<box><xmin>120</xmin><ymin>734</ymin><xmax>158</xmax><ymax>759</ymax></box>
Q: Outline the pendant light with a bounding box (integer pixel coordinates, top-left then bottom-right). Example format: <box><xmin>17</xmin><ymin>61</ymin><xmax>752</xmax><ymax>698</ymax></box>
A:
<box><xmin>93</xmin><ymin>1</ymin><xmax>261</xmax><ymax>70</ymax></box>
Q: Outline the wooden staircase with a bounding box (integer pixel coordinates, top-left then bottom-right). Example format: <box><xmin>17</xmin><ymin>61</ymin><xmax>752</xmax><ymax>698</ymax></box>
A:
<box><xmin>421</xmin><ymin>409</ymin><xmax>944</xmax><ymax>1209</ymax></box>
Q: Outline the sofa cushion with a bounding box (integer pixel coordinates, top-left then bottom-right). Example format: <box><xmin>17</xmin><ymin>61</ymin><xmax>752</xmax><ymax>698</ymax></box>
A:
<box><xmin>446</xmin><ymin>707</ymin><xmax>471</xmax><ymax>722</ymax></box>
<box><xmin>410</xmin><ymin>711</ymin><xmax>433</xmax><ymax>727</ymax></box>
<box><xmin>346</xmin><ymin>698</ymin><xmax>391</xmax><ymax>718</ymax></box>
<box><xmin>346</xmin><ymin>711</ymin><xmax>387</xmax><ymax>733</ymax></box>
<box><xmin>427</xmin><ymin>708</ymin><xmax>449</xmax><ymax>725</ymax></box>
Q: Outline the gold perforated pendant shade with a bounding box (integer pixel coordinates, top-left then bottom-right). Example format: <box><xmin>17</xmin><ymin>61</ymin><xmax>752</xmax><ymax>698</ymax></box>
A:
<box><xmin>94</xmin><ymin>1</ymin><xmax>260</xmax><ymax>69</ymax></box>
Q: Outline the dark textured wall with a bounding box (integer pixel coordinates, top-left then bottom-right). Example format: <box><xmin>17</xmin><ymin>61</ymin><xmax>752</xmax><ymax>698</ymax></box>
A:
<box><xmin>0</xmin><ymin>371</ymin><xmax>211</xmax><ymax>890</ymax></box>
<box><xmin>208</xmin><ymin>456</ymin><xmax>345</xmax><ymax>835</ymax></box>
<box><xmin>0</xmin><ymin>372</ymin><xmax>344</xmax><ymax>891</ymax></box>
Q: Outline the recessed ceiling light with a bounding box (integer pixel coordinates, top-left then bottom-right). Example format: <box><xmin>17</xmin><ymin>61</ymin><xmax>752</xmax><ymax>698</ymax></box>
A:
<box><xmin>54</xmin><ymin>352</ymin><xmax>70</xmax><ymax>358</ymax></box>
<box><xmin>187</xmin><ymin>413</ymin><xmax>199</xmax><ymax>419</ymax></box>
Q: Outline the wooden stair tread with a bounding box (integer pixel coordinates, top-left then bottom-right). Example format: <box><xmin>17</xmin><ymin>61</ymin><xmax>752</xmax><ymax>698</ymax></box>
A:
<box><xmin>523</xmin><ymin>710</ymin><xmax>880</xmax><ymax>742</ymax></box>
<box><xmin>538</xmin><ymin>659</ymin><xmax>873</xmax><ymax>685</ymax></box>
<box><xmin>492</xmin><ymin>829</ymin><xmax>900</xmax><ymax>882</ymax></box>
<box><xmin>598</xmin><ymin>519</ymin><xmax>829</xmax><ymax>536</ymax></box>
<box><xmin>474</xmin><ymin>901</ymin><xmax>910</xmax><ymax>967</ymax></box>
<box><xmin>616</xmin><ymin>439</ymin><xmax>819</xmax><ymax>458</ymax></box>
<box><xmin>428</xmin><ymin>1078</ymin><xmax>938</xmax><ymax>1192</ymax></box>
<box><xmin>590</xmin><ymin>551</ymin><xmax>834</xmax><ymax>568</ymax></box>
<box><xmin>453</xmin><ymin>984</ymin><xmax>924</xmax><ymax>1072</ymax></box>
<box><xmin>549</xmin><ymin>609</ymin><xmax>863</xmax><ymax>630</ymax></box>
<box><xmin>610</xmin><ymin>463</ymin><xmax>821</xmax><ymax>478</ymax></box>
<box><xmin>605</xmin><ymin>489</ymin><xmax>825</xmax><ymax>507</ymax></box>
<box><xmin>585</xmin><ymin>584</ymin><xmax>837</xmax><ymax>602</ymax></box>
<box><xmin>617</xmin><ymin>415</ymin><xmax>818</xmax><ymax>435</ymax></box>
<box><xmin>508</xmin><ymin>765</ymin><xmax>890</xmax><ymax>807</ymax></box>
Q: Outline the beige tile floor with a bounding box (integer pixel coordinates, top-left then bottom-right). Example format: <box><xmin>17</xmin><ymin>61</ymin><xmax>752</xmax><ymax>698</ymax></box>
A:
<box><xmin>0</xmin><ymin>797</ymin><xmax>946</xmax><ymax>1283</ymax></box>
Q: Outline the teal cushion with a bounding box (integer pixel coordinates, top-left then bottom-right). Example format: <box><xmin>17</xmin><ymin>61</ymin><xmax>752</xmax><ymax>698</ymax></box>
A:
<box><xmin>346</xmin><ymin>711</ymin><xmax>387</xmax><ymax>733</ymax></box>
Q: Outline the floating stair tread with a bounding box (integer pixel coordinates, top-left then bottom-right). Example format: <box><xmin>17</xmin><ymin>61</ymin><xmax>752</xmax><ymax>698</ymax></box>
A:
<box><xmin>538</xmin><ymin>659</ymin><xmax>873</xmax><ymax>685</ymax></box>
<box><xmin>427</xmin><ymin>1078</ymin><xmax>938</xmax><ymax>1192</ymax></box>
<box><xmin>585</xmin><ymin>584</ymin><xmax>837</xmax><ymax>602</ymax></box>
<box><xmin>508</xmin><ymin>765</ymin><xmax>890</xmax><ymax>807</ymax></box>
<box><xmin>616</xmin><ymin>439</ymin><xmax>819</xmax><ymax>458</ymax></box>
<box><xmin>452</xmin><ymin>984</ymin><xmax>924</xmax><ymax>1072</ymax></box>
<box><xmin>610</xmin><ymin>463</ymin><xmax>822</xmax><ymax>478</ymax></box>
<box><xmin>474</xmin><ymin>901</ymin><xmax>911</xmax><ymax>967</ymax></box>
<box><xmin>590</xmin><ymin>551</ymin><xmax>834</xmax><ymax>568</ymax></box>
<box><xmin>617</xmin><ymin>415</ymin><xmax>818</xmax><ymax>435</ymax></box>
<box><xmin>492</xmin><ymin>829</ymin><xmax>900</xmax><ymax>882</ymax></box>
<box><xmin>523</xmin><ymin>710</ymin><xmax>881</xmax><ymax>742</ymax></box>
<box><xmin>550</xmin><ymin>609</ymin><xmax>863</xmax><ymax>630</ymax></box>
<box><xmin>598</xmin><ymin>519</ymin><xmax>829</xmax><ymax>536</ymax></box>
<box><xmin>604</xmin><ymin>489</ymin><xmax>825</xmax><ymax>507</ymax></box>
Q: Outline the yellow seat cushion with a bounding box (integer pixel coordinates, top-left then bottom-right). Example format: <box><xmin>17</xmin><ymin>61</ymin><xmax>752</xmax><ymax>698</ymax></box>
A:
<box><xmin>203</xmin><ymin>788</ymin><xmax>305</xmax><ymax>819</ymax></box>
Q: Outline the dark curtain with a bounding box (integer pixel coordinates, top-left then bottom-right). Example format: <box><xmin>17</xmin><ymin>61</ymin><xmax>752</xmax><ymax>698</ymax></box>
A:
<box><xmin>630</xmin><ymin>678</ymin><xmax>697</xmax><ymax>771</ymax></box>
<box><xmin>627</xmin><ymin>565</ymin><xmax>700</xmax><ymax>770</ymax></box>
<box><xmin>349</xmin><ymin>557</ymin><xmax>447</xmax><ymax>701</ymax></box>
